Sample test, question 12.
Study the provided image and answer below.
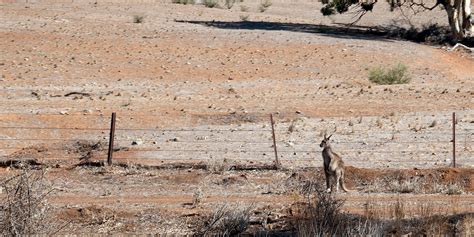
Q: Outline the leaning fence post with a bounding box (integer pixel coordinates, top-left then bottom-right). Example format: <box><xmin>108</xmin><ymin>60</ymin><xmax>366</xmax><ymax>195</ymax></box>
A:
<box><xmin>452</xmin><ymin>112</ymin><xmax>456</xmax><ymax>168</ymax></box>
<box><xmin>107</xmin><ymin>112</ymin><xmax>116</xmax><ymax>166</ymax></box>
<box><xmin>270</xmin><ymin>114</ymin><xmax>281</xmax><ymax>169</ymax></box>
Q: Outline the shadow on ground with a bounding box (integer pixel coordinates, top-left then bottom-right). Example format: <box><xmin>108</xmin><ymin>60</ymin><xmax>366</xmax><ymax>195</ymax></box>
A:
<box><xmin>175</xmin><ymin>20</ymin><xmax>391</xmax><ymax>42</ymax></box>
<box><xmin>176</xmin><ymin>20</ymin><xmax>472</xmax><ymax>45</ymax></box>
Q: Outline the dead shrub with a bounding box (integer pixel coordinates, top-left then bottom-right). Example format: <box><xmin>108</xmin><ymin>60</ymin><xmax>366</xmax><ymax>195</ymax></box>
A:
<box><xmin>0</xmin><ymin>164</ymin><xmax>58</xmax><ymax>235</ymax></box>
<box><xmin>196</xmin><ymin>202</ymin><xmax>253</xmax><ymax>235</ymax></box>
<box><xmin>389</xmin><ymin>178</ymin><xmax>422</xmax><ymax>193</ymax></box>
<box><xmin>445</xmin><ymin>182</ymin><xmax>464</xmax><ymax>195</ymax></box>
<box><xmin>192</xmin><ymin>188</ymin><xmax>203</xmax><ymax>208</ymax></box>
<box><xmin>206</xmin><ymin>158</ymin><xmax>230</xmax><ymax>174</ymax></box>
<box><xmin>296</xmin><ymin>186</ymin><xmax>384</xmax><ymax>236</ymax></box>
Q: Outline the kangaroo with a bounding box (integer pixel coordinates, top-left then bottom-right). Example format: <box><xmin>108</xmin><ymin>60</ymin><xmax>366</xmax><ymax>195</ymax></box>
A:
<box><xmin>320</xmin><ymin>134</ymin><xmax>350</xmax><ymax>193</ymax></box>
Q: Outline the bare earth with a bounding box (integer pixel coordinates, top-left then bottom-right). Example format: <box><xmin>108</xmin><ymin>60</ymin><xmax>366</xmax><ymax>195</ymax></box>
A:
<box><xmin>0</xmin><ymin>0</ymin><xmax>473</xmax><ymax>234</ymax></box>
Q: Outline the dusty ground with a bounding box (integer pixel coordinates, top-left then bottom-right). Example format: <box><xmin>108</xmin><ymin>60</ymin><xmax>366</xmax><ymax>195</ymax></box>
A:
<box><xmin>0</xmin><ymin>0</ymin><xmax>473</xmax><ymax>235</ymax></box>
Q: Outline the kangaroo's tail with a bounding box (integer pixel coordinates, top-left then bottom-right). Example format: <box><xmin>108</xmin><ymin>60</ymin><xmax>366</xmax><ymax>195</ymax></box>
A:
<box><xmin>340</xmin><ymin>169</ymin><xmax>350</xmax><ymax>192</ymax></box>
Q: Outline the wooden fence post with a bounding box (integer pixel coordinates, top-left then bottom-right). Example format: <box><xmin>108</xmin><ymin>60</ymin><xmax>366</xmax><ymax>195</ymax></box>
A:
<box><xmin>452</xmin><ymin>112</ymin><xmax>456</xmax><ymax>168</ymax></box>
<box><xmin>107</xmin><ymin>112</ymin><xmax>116</xmax><ymax>166</ymax></box>
<box><xmin>270</xmin><ymin>114</ymin><xmax>281</xmax><ymax>169</ymax></box>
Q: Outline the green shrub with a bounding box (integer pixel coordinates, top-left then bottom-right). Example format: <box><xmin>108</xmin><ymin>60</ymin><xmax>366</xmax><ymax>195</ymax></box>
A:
<box><xmin>369</xmin><ymin>63</ymin><xmax>411</xmax><ymax>85</ymax></box>
<box><xmin>204</xmin><ymin>0</ymin><xmax>219</xmax><ymax>8</ymax></box>
<box><xmin>171</xmin><ymin>0</ymin><xmax>195</xmax><ymax>4</ymax></box>
<box><xmin>133</xmin><ymin>15</ymin><xmax>144</xmax><ymax>23</ymax></box>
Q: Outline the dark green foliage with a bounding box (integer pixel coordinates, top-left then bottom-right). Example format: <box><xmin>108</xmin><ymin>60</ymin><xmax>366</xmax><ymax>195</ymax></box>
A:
<box><xmin>171</xmin><ymin>0</ymin><xmax>195</xmax><ymax>4</ymax></box>
<box><xmin>320</xmin><ymin>0</ymin><xmax>354</xmax><ymax>15</ymax></box>
<box><xmin>334</xmin><ymin>0</ymin><xmax>351</xmax><ymax>13</ymax></box>
<box><xmin>321</xmin><ymin>4</ymin><xmax>336</xmax><ymax>15</ymax></box>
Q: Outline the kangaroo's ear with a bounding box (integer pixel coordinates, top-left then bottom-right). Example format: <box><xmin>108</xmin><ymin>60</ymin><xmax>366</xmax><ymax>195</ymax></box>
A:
<box><xmin>323</xmin><ymin>133</ymin><xmax>327</xmax><ymax>139</ymax></box>
<box><xmin>327</xmin><ymin>134</ymin><xmax>333</xmax><ymax>140</ymax></box>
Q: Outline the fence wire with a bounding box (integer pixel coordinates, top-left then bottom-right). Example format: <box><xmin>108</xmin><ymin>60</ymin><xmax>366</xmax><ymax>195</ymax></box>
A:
<box><xmin>0</xmin><ymin>112</ymin><xmax>472</xmax><ymax>167</ymax></box>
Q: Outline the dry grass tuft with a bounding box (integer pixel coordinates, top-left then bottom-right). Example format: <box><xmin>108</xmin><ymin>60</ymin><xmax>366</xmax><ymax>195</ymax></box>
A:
<box><xmin>207</xmin><ymin>158</ymin><xmax>230</xmax><ymax>174</ymax></box>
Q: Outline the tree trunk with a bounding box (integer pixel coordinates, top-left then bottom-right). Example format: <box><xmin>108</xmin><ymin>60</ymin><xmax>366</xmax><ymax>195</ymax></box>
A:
<box><xmin>462</xmin><ymin>0</ymin><xmax>473</xmax><ymax>35</ymax></box>
<box><xmin>442</xmin><ymin>0</ymin><xmax>473</xmax><ymax>40</ymax></box>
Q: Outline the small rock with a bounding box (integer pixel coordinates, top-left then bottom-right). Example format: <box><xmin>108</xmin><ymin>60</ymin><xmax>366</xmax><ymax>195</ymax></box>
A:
<box><xmin>132</xmin><ymin>139</ymin><xmax>143</xmax><ymax>146</ymax></box>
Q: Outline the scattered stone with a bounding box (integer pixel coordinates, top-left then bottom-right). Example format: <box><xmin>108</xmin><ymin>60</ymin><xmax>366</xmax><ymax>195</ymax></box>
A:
<box><xmin>132</xmin><ymin>139</ymin><xmax>144</xmax><ymax>146</ymax></box>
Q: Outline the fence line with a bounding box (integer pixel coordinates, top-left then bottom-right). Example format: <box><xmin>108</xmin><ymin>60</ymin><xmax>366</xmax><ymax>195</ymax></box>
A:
<box><xmin>0</xmin><ymin>125</ymin><xmax>472</xmax><ymax>133</ymax></box>
<box><xmin>0</xmin><ymin>136</ymin><xmax>471</xmax><ymax>144</ymax></box>
<box><xmin>1</xmin><ymin>111</ymin><xmax>473</xmax><ymax>119</ymax></box>
<box><xmin>0</xmin><ymin>112</ymin><xmax>472</xmax><ymax>168</ymax></box>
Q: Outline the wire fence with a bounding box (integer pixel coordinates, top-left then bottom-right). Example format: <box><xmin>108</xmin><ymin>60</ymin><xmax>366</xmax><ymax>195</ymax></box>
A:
<box><xmin>0</xmin><ymin>112</ymin><xmax>472</xmax><ymax>168</ymax></box>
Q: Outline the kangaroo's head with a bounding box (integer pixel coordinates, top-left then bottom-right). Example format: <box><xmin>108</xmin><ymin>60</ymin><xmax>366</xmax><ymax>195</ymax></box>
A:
<box><xmin>320</xmin><ymin>134</ymin><xmax>332</xmax><ymax>148</ymax></box>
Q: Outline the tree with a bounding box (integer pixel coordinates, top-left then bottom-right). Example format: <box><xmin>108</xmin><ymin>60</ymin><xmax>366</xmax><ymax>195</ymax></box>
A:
<box><xmin>320</xmin><ymin>0</ymin><xmax>473</xmax><ymax>41</ymax></box>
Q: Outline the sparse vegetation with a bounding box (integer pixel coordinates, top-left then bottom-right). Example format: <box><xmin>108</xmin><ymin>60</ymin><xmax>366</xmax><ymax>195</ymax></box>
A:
<box><xmin>389</xmin><ymin>179</ymin><xmax>420</xmax><ymax>193</ymax></box>
<box><xmin>240</xmin><ymin>5</ymin><xmax>249</xmax><ymax>12</ymax></box>
<box><xmin>0</xmin><ymin>164</ymin><xmax>56</xmax><ymax>235</ymax></box>
<box><xmin>206</xmin><ymin>158</ymin><xmax>230</xmax><ymax>174</ymax></box>
<box><xmin>259</xmin><ymin>0</ymin><xmax>272</xmax><ymax>12</ymax></box>
<box><xmin>296</xmin><ymin>186</ymin><xmax>384</xmax><ymax>236</ymax></box>
<box><xmin>239</xmin><ymin>14</ymin><xmax>250</xmax><ymax>21</ymax></box>
<box><xmin>445</xmin><ymin>182</ymin><xmax>464</xmax><ymax>195</ymax></box>
<box><xmin>192</xmin><ymin>188</ymin><xmax>203</xmax><ymax>208</ymax></box>
<box><xmin>171</xmin><ymin>0</ymin><xmax>195</xmax><ymax>4</ymax></box>
<box><xmin>196</xmin><ymin>203</ymin><xmax>253</xmax><ymax>235</ymax></box>
<box><xmin>133</xmin><ymin>15</ymin><xmax>144</xmax><ymax>24</ymax></box>
<box><xmin>203</xmin><ymin>0</ymin><xmax>219</xmax><ymax>8</ymax></box>
<box><xmin>369</xmin><ymin>63</ymin><xmax>411</xmax><ymax>85</ymax></box>
<box><xmin>224</xmin><ymin>0</ymin><xmax>236</xmax><ymax>9</ymax></box>
<box><xmin>295</xmin><ymin>184</ymin><xmax>471</xmax><ymax>236</ymax></box>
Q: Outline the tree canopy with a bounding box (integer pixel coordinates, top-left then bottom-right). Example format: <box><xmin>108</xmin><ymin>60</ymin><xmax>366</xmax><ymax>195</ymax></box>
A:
<box><xmin>320</xmin><ymin>0</ymin><xmax>473</xmax><ymax>41</ymax></box>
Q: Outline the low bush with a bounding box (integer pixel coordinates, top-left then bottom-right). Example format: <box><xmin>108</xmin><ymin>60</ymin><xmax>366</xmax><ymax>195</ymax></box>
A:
<box><xmin>259</xmin><ymin>0</ymin><xmax>272</xmax><ymax>12</ymax></box>
<box><xmin>203</xmin><ymin>0</ymin><xmax>219</xmax><ymax>8</ymax></box>
<box><xmin>171</xmin><ymin>0</ymin><xmax>195</xmax><ymax>4</ymax></box>
<box><xmin>369</xmin><ymin>63</ymin><xmax>410</xmax><ymax>85</ymax></box>
<box><xmin>133</xmin><ymin>15</ymin><xmax>144</xmax><ymax>24</ymax></box>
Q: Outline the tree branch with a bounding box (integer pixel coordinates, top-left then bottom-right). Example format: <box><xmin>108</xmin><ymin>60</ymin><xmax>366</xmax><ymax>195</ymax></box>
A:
<box><xmin>409</xmin><ymin>0</ymin><xmax>440</xmax><ymax>11</ymax></box>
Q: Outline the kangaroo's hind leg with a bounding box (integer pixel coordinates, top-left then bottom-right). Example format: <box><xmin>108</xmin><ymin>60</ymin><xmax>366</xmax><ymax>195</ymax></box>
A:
<box><xmin>324</xmin><ymin>170</ymin><xmax>332</xmax><ymax>193</ymax></box>
<box><xmin>335</xmin><ymin>169</ymin><xmax>343</xmax><ymax>192</ymax></box>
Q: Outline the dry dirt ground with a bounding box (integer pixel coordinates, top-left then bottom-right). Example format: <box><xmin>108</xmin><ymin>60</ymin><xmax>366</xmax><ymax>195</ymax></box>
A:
<box><xmin>0</xmin><ymin>0</ymin><xmax>473</xmax><ymax>235</ymax></box>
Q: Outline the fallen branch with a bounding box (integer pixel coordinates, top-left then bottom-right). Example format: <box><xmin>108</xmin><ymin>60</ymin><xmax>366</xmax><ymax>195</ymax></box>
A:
<box><xmin>64</xmin><ymin>92</ymin><xmax>91</xmax><ymax>97</ymax></box>
<box><xmin>0</xmin><ymin>158</ymin><xmax>42</xmax><ymax>168</ymax></box>
<box><xmin>448</xmin><ymin>43</ymin><xmax>474</xmax><ymax>52</ymax></box>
